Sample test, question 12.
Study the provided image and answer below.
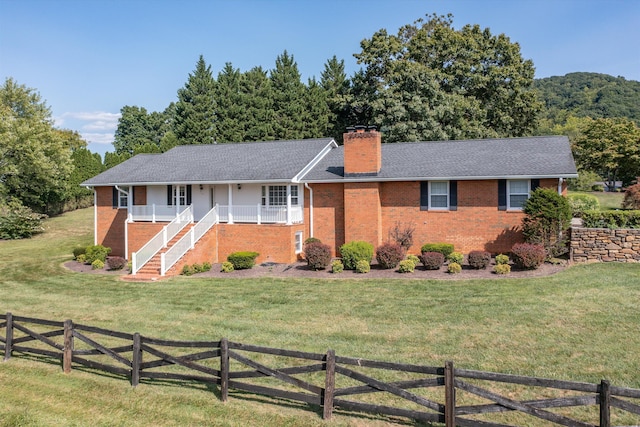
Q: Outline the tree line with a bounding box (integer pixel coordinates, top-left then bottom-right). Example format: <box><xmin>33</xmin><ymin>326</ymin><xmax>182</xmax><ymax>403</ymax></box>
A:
<box><xmin>1</xmin><ymin>13</ymin><xmax>639</xmax><ymax>238</ymax></box>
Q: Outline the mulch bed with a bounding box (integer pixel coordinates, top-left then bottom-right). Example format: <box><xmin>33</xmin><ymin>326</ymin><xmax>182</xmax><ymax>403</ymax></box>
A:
<box><xmin>63</xmin><ymin>259</ymin><xmax>568</xmax><ymax>280</ymax></box>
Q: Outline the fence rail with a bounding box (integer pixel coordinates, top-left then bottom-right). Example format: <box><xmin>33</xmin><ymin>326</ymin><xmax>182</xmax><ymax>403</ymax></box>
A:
<box><xmin>2</xmin><ymin>312</ymin><xmax>639</xmax><ymax>427</ymax></box>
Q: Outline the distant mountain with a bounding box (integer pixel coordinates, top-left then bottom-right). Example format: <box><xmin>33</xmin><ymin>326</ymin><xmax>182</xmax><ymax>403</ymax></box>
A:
<box><xmin>534</xmin><ymin>72</ymin><xmax>640</xmax><ymax>125</ymax></box>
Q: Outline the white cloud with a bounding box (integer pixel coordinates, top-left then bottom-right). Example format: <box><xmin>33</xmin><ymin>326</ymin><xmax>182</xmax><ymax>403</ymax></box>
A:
<box><xmin>82</xmin><ymin>132</ymin><xmax>115</xmax><ymax>145</ymax></box>
<box><xmin>54</xmin><ymin>111</ymin><xmax>121</xmax><ymax>146</ymax></box>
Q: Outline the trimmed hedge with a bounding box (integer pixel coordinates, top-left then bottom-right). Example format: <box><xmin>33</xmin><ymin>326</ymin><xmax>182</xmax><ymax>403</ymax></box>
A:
<box><xmin>567</xmin><ymin>193</ymin><xmax>600</xmax><ymax>217</ymax></box>
<box><xmin>340</xmin><ymin>241</ymin><xmax>374</xmax><ymax>270</ymax></box>
<box><xmin>420</xmin><ymin>251</ymin><xmax>445</xmax><ymax>270</ymax></box>
<box><xmin>420</xmin><ymin>243</ymin><xmax>454</xmax><ymax>258</ymax></box>
<box><xmin>227</xmin><ymin>251</ymin><xmax>259</xmax><ymax>270</ymax></box>
<box><xmin>375</xmin><ymin>242</ymin><xmax>404</xmax><ymax>269</ymax></box>
<box><xmin>581</xmin><ymin>210</ymin><xmax>640</xmax><ymax>229</ymax></box>
<box><xmin>106</xmin><ymin>256</ymin><xmax>127</xmax><ymax>271</ymax></box>
<box><xmin>511</xmin><ymin>243</ymin><xmax>545</xmax><ymax>270</ymax></box>
<box><xmin>468</xmin><ymin>250</ymin><xmax>491</xmax><ymax>269</ymax></box>
<box><xmin>397</xmin><ymin>259</ymin><xmax>415</xmax><ymax>273</ymax></box>
<box><xmin>85</xmin><ymin>245</ymin><xmax>111</xmax><ymax>264</ymax></box>
<box><xmin>304</xmin><ymin>242</ymin><xmax>332</xmax><ymax>270</ymax></box>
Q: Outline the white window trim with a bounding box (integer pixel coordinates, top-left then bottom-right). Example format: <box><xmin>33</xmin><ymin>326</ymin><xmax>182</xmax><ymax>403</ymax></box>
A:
<box><xmin>507</xmin><ymin>179</ymin><xmax>530</xmax><ymax>210</ymax></box>
<box><xmin>294</xmin><ymin>231</ymin><xmax>303</xmax><ymax>254</ymax></box>
<box><xmin>428</xmin><ymin>181</ymin><xmax>449</xmax><ymax>210</ymax></box>
<box><xmin>261</xmin><ymin>185</ymin><xmax>301</xmax><ymax>207</ymax></box>
<box><xmin>117</xmin><ymin>186</ymin><xmax>129</xmax><ymax>209</ymax></box>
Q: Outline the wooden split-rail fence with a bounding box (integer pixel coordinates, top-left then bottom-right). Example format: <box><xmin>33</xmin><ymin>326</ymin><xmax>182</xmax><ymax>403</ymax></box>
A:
<box><xmin>1</xmin><ymin>312</ymin><xmax>640</xmax><ymax>427</ymax></box>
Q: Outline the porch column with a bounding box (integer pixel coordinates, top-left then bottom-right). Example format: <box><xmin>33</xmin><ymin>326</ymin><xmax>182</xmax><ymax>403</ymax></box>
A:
<box><xmin>286</xmin><ymin>185</ymin><xmax>292</xmax><ymax>225</ymax></box>
<box><xmin>228</xmin><ymin>184</ymin><xmax>234</xmax><ymax>224</ymax></box>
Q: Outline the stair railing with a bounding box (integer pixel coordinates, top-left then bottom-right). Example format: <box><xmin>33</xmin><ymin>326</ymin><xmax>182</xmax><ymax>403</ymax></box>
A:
<box><xmin>160</xmin><ymin>205</ymin><xmax>219</xmax><ymax>276</ymax></box>
<box><xmin>131</xmin><ymin>206</ymin><xmax>193</xmax><ymax>275</ymax></box>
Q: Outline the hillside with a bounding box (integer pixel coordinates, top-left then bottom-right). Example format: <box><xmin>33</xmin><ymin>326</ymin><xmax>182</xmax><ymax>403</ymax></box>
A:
<box><xmin>534</xmin><ymin>72</ymin><xmax>640</xmax><ymax>125</ymax></box>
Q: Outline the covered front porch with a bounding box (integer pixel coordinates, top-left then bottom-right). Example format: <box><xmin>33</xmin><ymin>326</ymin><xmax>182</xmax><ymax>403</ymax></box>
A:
<box><xmin>128</xmin><ymin>204</ymin><xmax>303</xmax><ymax>224</ymax></box>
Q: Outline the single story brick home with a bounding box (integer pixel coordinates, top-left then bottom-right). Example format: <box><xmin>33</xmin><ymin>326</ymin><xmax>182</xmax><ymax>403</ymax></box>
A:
<box><xmin>82</xmin><ymin>127</ymin><xmax>577</xmax><ymax>276</ymax></box>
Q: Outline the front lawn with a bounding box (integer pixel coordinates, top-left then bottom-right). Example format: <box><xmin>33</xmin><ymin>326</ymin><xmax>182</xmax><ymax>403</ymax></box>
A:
<box><xmin>0</xmin><ymin>208</ymin><xmax>639</xmax><ymax>426</ymax></box>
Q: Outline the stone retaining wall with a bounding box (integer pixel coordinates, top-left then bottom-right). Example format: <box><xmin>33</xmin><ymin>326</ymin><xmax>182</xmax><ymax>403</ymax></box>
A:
<box><xmin>570</xmin><ymin>227</ymin><xmax>640</xmax><ymax>263</ymax></box>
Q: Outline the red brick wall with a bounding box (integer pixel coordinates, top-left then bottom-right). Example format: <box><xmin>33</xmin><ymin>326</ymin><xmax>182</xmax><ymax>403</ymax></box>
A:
<box><xmin>344</xmin><ymin>182</ymin><xmax>382</xmax><ymax>248</ymax></box>
<box><xmin>166</xmin><ymin>225</ymin><xmax>219</xmax><ymax>275</ymax></box>
<box><xmin>217</xmin><ymin>223</ymin><xmax>305</xmax><ymax>264</ymax></box>
<box><xmin>127</xmin><ymin>222</ymin><xmax>164</xmax><ymax>255</ymax></box>
<box><xmin>306</xmin><ymin>183</ymin><xmax>345</xmax><ymax>257</ymax></box>
<box><xmin>95</xmin><ymin>186</ymin><xmax>127</xmax><ymax>257</ymax></box>
<box><xmin>343</xmin><ymin>129</ymin><xmax>382</xmax><ymax>174</ymax></box>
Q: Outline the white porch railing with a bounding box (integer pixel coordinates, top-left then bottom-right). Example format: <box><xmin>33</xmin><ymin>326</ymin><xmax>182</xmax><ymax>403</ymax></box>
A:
<box><xmin>217</xmin><ymin>205</ymin><xmax>303</xmax><ymax>224</ymax></box>
<box><xmin>130</xmin><ymin>205</ymin><xmax>188</xmax><ymax>222</ymax></box>
<box><xmin>131</xmin><ymin>206</ymin><xmax>193</xmax><ymax>275</ymax></box>
<box><xmin>160</xmin><ymin>205</ymin><xmax>219</xmax><ymax>276</ymax></box>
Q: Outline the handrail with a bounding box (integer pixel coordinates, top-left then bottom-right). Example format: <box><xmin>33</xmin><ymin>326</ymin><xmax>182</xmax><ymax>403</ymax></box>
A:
<box><xmin>131</xmin><ymin>206</ymin><xmax>193</xmax><ymax>275</ymax></box>
<box><xmin>160</xmin><ymin>206</ymin><xmax>219</xmax><ymax>276</ymax></box>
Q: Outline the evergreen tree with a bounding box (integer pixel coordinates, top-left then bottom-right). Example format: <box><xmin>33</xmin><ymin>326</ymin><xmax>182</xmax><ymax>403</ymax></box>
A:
<box><xmin>303</xmin><ymin>77</ymin><xmax>330</xmax><ymax>139</ymax></box>
<box><xmin>270</xmin><ymin>51</ymin><xmax>306</xmax><ymax>140</ymax></box>
<box><xmin>174</xmin><ymin>55</ymin><xmax>217</xmax><ymax>144</ymax></box>
<box><xmin>241</xmin><ymin>66</ymin><xmax>275</xmax><ymax>141</ymax></box>
<box><xmin>320</xmin><ymin>56</ymin><xmax>352</xmax><ymax>142</ymax></box>
<box><xmin>215</xmin><ymin>63</ymin><xmax>245</xmax><ymax>142</ymax></box>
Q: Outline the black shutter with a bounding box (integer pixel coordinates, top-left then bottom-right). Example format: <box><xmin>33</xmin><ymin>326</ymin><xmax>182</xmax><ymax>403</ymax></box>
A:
<box><xmin>112</xmin><ymin>187</ymin><xmax>118</xmax><ymax>208</ymax></box>
<box><xmin>420</xmin><ymin>182</ymin><xmax>429</xmax><ymax>211</ymax></box>
<box><xmin>130</xmin><ymin>186</ymin><xmax>135</xmax><ymax>206</ymax></box>
<box><xmin>186</xmin><ymin>185</ymin><xmax>192</xmax><ymax>205</ymax></box>
<box><xmin>449</xmin><ymin>181</ymin><xmax>457</xmax><ymax>211</ymax></box>
<box><xmin>531</xmin><ymin>179</ymin><xmax>540</xmax><ymax>191</ymax></box>
<box><xmin>167</xmin><ymin>185</ymin><xmax>173</xmax><ymax>205</ymax></box>
<box><xmin>498</xmin><ymin>179</ymin><xmax>507</xmax><ymax>211</ymax></box>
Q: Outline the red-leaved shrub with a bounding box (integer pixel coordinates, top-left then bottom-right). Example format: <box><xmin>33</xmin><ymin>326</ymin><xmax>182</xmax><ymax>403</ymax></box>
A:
<box><xmin>468</xmin><ymin>250</ymin><xmax>491</xmax><ymax>269</ymax></box>
<box><xmin>420</xmin><ymin>251</ymin><xmax>445</xmax><ymax>270</ymax></box>
<box><xmin>304</xmin><ymin>242</ymin><xmax>332</xmax><ymax>270</ymax></box>
<box><xmin>511</xmin><ymin>243</ymin><xmax>545</xmax><ymax>269</ymax></box>
<box><xmin>375</xmin><ymin>242</ymin><xmax>404</xmax><ymax>269</ymax></box>
<box><xmin>106</xmin><ymin>256</ymin><xmax>127</xmax><ymax>271</ymax></box>
<box><xmin>623</xmin><ymin>183</ymin><xmax>640</xmax><ymax>209</ymax></box>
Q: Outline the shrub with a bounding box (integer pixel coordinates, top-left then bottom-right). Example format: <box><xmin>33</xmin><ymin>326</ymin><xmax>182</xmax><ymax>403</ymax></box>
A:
<box><xmin>511</xmin><ymin>243</ymin><xmax>546</xmax><ymax>270</ymax></box>
<box><xmin>397</xmin><ymin>259</ymin><xmax>415</xmax><ymax>273</ymax></box>
<box><xmin>339</xmin><ymin>241</ymin><xmax>374</xmax><ymax>270</ymax></box>
<box><xmin>420</xmin><ymin>243</ymin><xmax>454</xmax><ymax>258</ymax></box>
<box><xmin>567</xmin><ymin>193</ymin><xmax>600</xmax><ymax>217</ymax></box>
<box><xmin>581</xmin><ymin>210</ymin><xmax>640</xmax><ymax>228</ymax></box>
<box><xmin>91</xmin><ymin>259</ymin><xmax>104</xmax><ymax>270</ymax></box>
<box><xmin>106</xmin><ymin>256</ymin><xmax>127</xmax><ymax>271</ymax></box>
<box><xmin>221</xmin><ymin>261</ymin><xmax>234</xmax><ymax>273</ymax></box>
<box><xmin>388</xmin><ymin>221</ymin><xmax>415</xmax><ymax>253</ymax></box>
<box><xmin>420</xmin><ymin>251</ymin><xmax>444</xmax><ymax>270</ymax></box>
<box><xmin>447</xmin><ymin>262</ymin><xmax>462</xmax><ymax>274</ymax></box>
<box><xmin>623</xmin><ymin>183</ymin><xmax>640</xmax><ymax>209</ymax></box>
<box><xmin>355</xmin><ymin>260</ymin><xmax>370</xmax><ymax>274</ymax></box>
<box><xmin>406</xmin><ymin>254</ymin><xmax>420</xmax><ymax>267</ymax></box>
<box><xmin>304</xmin><ymin>242</ymin><xmax>332</xmax><ymax>270</ymax></box>
<box><xmin>522</xmin><ymin>188</ymin><xmax>572</xmax><ymax>258</ymax></box>
<box><xmin>495</xmin><ymin>254</ymin><xmax>510</xmax><ymax>265</ymax></box>
<box><xmin>567</xmin><ymin>170</ymin><xmax>602</xmax><ymax>192</ymax></box>
<box><xmin>468</xmin><ymin>250</ymin><xmax>491</xmax><ymax>269</ymax></box>
<box><xmin>447</xmin><ymin>251</ymin><xmax>464</xmax><ymax>265</ymax></box>
<box><xmin>494</xmin><ymin>264</ymin><xmax>511</xmax><ymax>275</ymax></box>
<box><xmin>76</xmin><ymin>254</ymin><xmax>87</xmax><ymax>264</ymax></box>
<box><xmin>331</xmin><ymin>260</ymin><xmax>344</xmax><ymax>273</ymax></box>
<box><xmin>85</xmin><ymin>245</ymin><xmax>111</xmax><ymax>264</ymax></box>
<box><xmin>181</xmin><ymin>264</ymin><xmax>196</xmax><ymax>276</ymax></box>
<box><xmin>304</xmin><ymin>237</ymin><xmax>321</xmax><ymax>246</ymax></box>
<box><xmin>73</xmin><ymin>247</ymin><xmax>87</xmax><ymax>259</ymax></box>
<box><xmin>227</xmin><ymin>251</ymin><xmax>259</xmax><ymax>270</ymax></box>
<box><xmin>0</xmin><ymin>199</ymin><xmax>47</xmax><ymax>239</ymax></box>
<box><xmin>375</xmin><ymin>242</ymin><xmax>404</xmax><ymax>269</ymax></box>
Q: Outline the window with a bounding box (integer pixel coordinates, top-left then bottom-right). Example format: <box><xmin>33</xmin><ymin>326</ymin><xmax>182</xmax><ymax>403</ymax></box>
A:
<box><xmin>262</xmin><ymin>185</ymin><xmax>299</xmax><ymax>206</ymax></box>
<box><xmin>508</xmin><ymin>180</ymin><xmax>530</xmax><ymax>209</ymax></box>
<box><xmin>295</xmin><ymin>231</ymin><xmax>303</xmax><ymax>254</ymax></box>
<box><xmin>429</xmin><ymin>181</ymin><xmax>449</xmax><ymax>210</ymax></box>
<box><xmin>118</xmin><ymin>187</ymin><xmax>129</xmax><ymax>208</ymax></box>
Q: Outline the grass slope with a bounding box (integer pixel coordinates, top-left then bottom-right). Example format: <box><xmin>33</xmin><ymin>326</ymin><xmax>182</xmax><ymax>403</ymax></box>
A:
<box><xmin>1</xmin><ymin>208</ymin><xmax>639</xmax><ymax>426</ymax></box>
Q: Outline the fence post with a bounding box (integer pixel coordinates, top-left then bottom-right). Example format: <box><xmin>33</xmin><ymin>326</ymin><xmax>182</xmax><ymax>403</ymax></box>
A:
<box><xmin>3</xmin><ymin>312</ymin><xmax>13</xmax><ymax>361</ymax></box>
<box><xmin>63</xmin><ymin>319</ymin><xmax>73</xmax><ymax>374</ymax></box>
<box><xmin>323</xmin><ymin>349</ymin><xmax>336</xmax><ymax>420</ymax></box>
<box><xmin>220</xmin><ymin>338</ymin><xmax>229</xmax><ymax>402</ymax></box>
<box><xmin>599</xmin><ymin>379</ymin><xmax>611</xmax><ymax>427</ymax></box>
<box><xmin>445</xmin><ymin>360</ymin><xmax>456</xmax><ymax>427</ymax></box>
<box><xmin>131</xmin><ymin>333</ymin><xmax>142</xmax><ymax>387</ymax></box>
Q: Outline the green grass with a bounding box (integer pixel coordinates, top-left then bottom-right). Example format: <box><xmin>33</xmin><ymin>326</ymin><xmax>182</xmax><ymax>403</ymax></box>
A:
<box><xmin>1</xmin><ymin>208</ymin><xmax>639</xmax><ymax>426</ymax></box>
<box><xmin>570</xmin><ymin>190</ymin><xmax>625</xmax><ymax>211</ymax></box>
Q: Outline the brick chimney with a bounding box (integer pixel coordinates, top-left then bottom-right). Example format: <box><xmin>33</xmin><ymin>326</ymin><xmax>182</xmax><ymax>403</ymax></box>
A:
<box><xmin>343</xmin><ymin>125</ymin><xmax>381</xmax><ymax>176</ymax></box>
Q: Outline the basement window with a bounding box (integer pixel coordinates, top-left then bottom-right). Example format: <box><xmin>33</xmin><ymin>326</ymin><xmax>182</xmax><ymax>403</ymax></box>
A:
<box><xmin>295</xmin><ymin>231</ymin><xmax>303</xmax><ymax>254</ymax></box>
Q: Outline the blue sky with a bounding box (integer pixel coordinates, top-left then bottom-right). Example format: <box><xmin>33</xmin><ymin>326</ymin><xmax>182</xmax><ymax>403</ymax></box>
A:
<box><xmin>1</xmin><ymin>0</ymin><xmax>638</xmax><ymax>156</ymax></box>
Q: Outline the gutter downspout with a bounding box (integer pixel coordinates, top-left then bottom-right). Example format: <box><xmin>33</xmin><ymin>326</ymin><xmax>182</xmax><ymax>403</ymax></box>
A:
<box><xmin>304</xmin><ymin>183</ymin><xmax>313</xmax><ymax>238</ymax></box>
<box><xmin>558</xmin><ymin>177</ymin><xmax>564</xmax><ymax>195</ymax></box>
<box><xmin>90</xmin><ymin>186</ymin><xmax>97</xmax><ymax>245</ymax></box>
<box><xmin>115</xmin><ymin>185</ymin><xmax>131</xmax><ymax>260</ymax></box>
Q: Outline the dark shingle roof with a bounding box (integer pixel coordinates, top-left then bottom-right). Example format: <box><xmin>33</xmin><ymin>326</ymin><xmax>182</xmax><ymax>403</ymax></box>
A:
<box><xmin>82</xmin><ymin>138</ymin><xmax>335</xmax><ymax>186</ymax></box>
<box><xmin>302</xmin><ymin>136</ymin><xmax>577</xmax><ymax>181</ymax></box>
<box><xmin>83</xmin><ymin>135</ymin><xmax>577</xmax><ymax>186</ymax></box>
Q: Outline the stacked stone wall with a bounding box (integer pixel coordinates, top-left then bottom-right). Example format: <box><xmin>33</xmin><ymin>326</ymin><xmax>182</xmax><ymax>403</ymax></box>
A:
<box><xmin>571</xmin><ymin>227</ymin><xmax>640</xmax><ymax>263</ymax></box>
